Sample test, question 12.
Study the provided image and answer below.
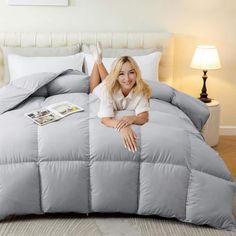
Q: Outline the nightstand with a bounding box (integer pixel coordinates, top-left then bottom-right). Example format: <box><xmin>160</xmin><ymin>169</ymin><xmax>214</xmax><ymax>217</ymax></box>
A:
<box><xmin>201</xmin><ymin>100</ymin><xmax>220</xmax><ymax>147</ymax></box>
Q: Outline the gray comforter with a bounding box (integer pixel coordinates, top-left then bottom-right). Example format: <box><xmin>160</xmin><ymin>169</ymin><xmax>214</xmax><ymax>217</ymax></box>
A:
<box><xmin>0</xmin><ymin>70</ymin><xmax>235</xmax><ymax>231</ymax></box>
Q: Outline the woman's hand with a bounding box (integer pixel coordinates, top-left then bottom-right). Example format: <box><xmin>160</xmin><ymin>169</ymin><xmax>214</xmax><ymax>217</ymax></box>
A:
<box><xmin>119</xmin><ymin>126</ymin><xmax>137</xmax><ymax>152</ymax></box>
<box><xmin>115</xmin><ymin>116</ymin><xmax>135</xmax><ymax>131</ymax></box>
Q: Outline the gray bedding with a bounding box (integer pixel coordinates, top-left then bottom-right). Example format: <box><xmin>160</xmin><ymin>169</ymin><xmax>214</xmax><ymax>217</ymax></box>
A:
<box><xmin>0</xmin><ymin>70</ymin><xmax>235</xmax><ymax>231</ymax></box>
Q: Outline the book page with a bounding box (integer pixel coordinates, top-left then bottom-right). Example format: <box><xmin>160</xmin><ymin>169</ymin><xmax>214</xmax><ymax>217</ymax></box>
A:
<box><xmin>25</xmin><ymin>108</ymin><xmax>61</xmax><ymax>126</ymax></box>
<box><xmin>48</xmin><ymin>101</ymin><xmax>84</xmax><ymax>117</ymax></box>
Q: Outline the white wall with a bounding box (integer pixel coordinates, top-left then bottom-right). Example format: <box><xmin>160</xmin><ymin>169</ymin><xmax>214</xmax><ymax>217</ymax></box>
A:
<box><xmin>0</xmin><ymin>0</ymin><xmax>236</xmax><ymax>125</ymax></box>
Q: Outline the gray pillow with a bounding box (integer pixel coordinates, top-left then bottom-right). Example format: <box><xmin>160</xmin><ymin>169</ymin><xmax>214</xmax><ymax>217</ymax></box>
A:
<box><xmin>103</xmin><ymin>48</ymin><xmax>158</xmax><ymax>57</ymax></box>
<box><xmin>1</xmin><ymin>44</ymin><xmax>81</xmax><ymax>84</ymax></box>
<box><xmin>81</xmin><ymin>44</ymin><xmax>157</xmax><ymax>57</ymax></box>
<box><xmin>47</xmin><ymin>71</ymin><xmax>89</xmax><ymax>96</ymax></box>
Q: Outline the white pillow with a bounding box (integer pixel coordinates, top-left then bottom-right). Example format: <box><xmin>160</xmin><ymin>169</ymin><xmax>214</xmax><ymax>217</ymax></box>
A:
<box><xmin>2</xmin><ymin>44</ymin><xmax>81</xmax><ymax>83</ymax></box>
<box><xmin>8</xmin><ymin>53</ymin><xmax>84</xmax><ymax>81</ymax></box>
<box><xmin>83</xmin><ymin>51</ymin><xmax>162</xmax><ymax>81</ymax></box>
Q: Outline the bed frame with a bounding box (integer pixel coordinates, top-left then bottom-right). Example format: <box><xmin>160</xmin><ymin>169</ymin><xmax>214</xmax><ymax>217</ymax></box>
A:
<box><xmin>0</xmin><ymin>32</ymin><xmax>174</xmax><ymax>86</ymax></box>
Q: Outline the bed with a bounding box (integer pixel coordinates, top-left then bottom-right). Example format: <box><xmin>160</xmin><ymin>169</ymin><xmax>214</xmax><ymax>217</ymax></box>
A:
<box><xmin>0</xmin><ymin>32</ymin><xmax>235</xmax><ymax>231</ymax></box>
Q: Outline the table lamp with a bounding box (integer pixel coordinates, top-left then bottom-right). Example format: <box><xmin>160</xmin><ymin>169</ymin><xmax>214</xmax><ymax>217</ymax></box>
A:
<box><xmin>190</xmin><ymin>45</ymin><xmax>221</xmax><ymax>103</ymax></box>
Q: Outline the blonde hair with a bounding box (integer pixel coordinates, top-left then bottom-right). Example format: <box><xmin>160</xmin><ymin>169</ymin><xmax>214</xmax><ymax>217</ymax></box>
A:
<box><xmin>105</xmin><ymin>56</ymin><xmax>152</xmax><ymax>100</ymax></box>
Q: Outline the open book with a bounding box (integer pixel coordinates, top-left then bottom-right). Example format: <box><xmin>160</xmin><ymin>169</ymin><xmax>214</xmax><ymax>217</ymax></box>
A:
<box><xmin>25</xmin><ymin>101</ymin><xmax>84</xmax><ymax>126</ymax></box>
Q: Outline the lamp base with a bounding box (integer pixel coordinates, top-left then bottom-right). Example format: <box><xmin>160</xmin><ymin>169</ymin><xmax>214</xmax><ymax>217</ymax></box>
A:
<box><xmin>199</xmin><ymin>70</ymin><xmax>212</xmax><ymax>103</ymax></box>
<box><xmin>199</xmin><ymin>97</ymin><xmax>212</xmax><ymax>103</ymax></box>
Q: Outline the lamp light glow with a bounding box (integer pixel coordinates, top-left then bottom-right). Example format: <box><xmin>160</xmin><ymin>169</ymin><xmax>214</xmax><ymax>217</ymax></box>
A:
<box><xmin>191</xmin><ymin>45</ymin><xmax>221</xmax><ymax>70</ymax></box>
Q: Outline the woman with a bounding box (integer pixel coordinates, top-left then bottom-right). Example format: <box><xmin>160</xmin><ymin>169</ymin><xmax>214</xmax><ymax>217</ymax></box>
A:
<box><xmin>90</xmin><ymin>43</ymin><xmax>151</xmax><ymax>153</ymax></box>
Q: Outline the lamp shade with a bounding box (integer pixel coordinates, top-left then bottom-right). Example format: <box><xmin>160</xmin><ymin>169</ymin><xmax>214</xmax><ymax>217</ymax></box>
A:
<box><xmin>190</xmin><ymin>45</ymin><xmax>221</xmax><ymax>70</ymax></box>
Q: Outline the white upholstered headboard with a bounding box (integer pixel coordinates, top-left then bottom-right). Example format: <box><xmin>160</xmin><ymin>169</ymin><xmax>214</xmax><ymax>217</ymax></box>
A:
<box><xmin>0</xmin><ymin>32</ymin><xmax>174</xmax><ymax>86</ymax></box>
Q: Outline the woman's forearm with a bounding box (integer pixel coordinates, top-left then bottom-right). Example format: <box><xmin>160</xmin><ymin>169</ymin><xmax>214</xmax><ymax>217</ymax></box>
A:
<box><xmin>101</xmin><ymin>112</ymin><xmax>149</xmax><ymax>129</ymax></box>
<box><xmin>130</xmin><ymin>112</ymin><xmax>149</xmax><ymax>125</ymax></box>
<box><xmin>101</xmin><ymin>117</ymin><xmax>118</xmax><ymax>128</ymax></box>
<box><xmin>133</xmin><ymin>115</ymin><xmax>148</xmax><ymax>125</ymax></box>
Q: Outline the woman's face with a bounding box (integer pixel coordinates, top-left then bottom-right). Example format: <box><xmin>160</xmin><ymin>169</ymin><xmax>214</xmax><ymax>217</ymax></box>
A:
<box><xmin>118</xmin><ymin>62</ymin><xmax>137</xmax><ymax>94</ymax></box>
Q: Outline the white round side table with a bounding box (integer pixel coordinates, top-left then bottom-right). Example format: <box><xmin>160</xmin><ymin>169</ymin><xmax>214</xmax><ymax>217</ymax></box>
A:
<box><xmin>201</xmin><ymin>100</ymin><xmax>220</xmax><ymax>147</ymax></box>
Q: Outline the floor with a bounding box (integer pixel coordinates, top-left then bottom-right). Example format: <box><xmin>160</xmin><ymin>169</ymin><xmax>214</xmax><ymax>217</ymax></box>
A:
<box><xmin>0</xmin><ymin>210</ymin><xmax>235</xmax><ymax>236</ymax></box>
<box><xmin>213</xmin><ymin>136</ymin><xmax>236</xmax><ymax>180</ymax></box>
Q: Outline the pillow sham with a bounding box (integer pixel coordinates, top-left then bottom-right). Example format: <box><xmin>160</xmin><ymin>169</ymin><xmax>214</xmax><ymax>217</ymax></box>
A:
<box><xmin>1</xmin><ymin>44</ymin><xmax>81</xmax><ymax>84</ymax></box>
<box><xmin>83</xmin><ymin>51</ymin><xmax>161</xmax><ymax>81</ymax></box>
<box><xmin>8</xmin><ymin>53</ymin><xmax>84</xmax><ymax>81</ymax></box>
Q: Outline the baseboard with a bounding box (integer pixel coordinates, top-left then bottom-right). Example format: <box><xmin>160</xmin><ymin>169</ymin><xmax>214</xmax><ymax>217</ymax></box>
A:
<box><xmin>220</xmin><ymin>126</ymin><xmax>236</xmax><ymax>135</ymax></box>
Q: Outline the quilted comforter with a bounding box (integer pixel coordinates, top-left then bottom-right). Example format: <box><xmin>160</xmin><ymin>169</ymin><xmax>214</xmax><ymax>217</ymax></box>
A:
<box><xmin>0</xmin><ymin>70</ymin><xmax>235</xmax><ymax>231</ymax></box>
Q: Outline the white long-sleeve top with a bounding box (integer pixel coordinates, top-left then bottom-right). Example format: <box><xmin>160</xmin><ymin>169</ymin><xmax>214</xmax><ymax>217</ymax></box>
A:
<box><xmin>93</xmin><ymin>81</ymin><xmax>150</xmax><ymax>118</ymax></box>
